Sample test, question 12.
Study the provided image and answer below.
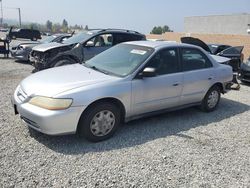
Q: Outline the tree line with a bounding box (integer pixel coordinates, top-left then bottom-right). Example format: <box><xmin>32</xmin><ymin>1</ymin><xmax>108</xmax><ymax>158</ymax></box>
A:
<box><xmin>4</xmin><ymin>19</ymin><xmax>88</xmax><ymax>33</ymax></box>
<box><xmin>150</xmin><ymin>25</ymin><xmax>173</xmax><ymax>34</ymax></box>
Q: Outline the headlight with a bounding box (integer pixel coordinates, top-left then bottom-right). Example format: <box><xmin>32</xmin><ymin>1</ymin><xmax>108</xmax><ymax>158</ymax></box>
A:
<box><xmin>29</xmin><ymin>96</ymin><xmax>73</xmax><ymax>110</ymax></box>
<box><xmin>19</xmin><ymin>45</ymin><xmax>26</xmax><ymax>50</ymax></box>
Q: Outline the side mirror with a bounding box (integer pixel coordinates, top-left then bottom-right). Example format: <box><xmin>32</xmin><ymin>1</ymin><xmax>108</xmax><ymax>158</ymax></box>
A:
<box><xmin>138</xmin><ymin>67</ymin><xmax>156</xmax><ymax>78</ymax></box>
<box><xmin>86</xmin><ymin>41</ymin><xmax>94</xmax><ymax>47</ymax></box>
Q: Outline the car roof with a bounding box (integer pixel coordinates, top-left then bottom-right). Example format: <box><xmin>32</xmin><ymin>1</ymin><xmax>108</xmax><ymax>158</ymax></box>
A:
<box><xmin>86</xmin><ymin>29</ymin><xmax>144</xmax><ymax>36</ymax></box>
<box><xmin>124</xmin><ymin>40</ymin><xmax>199</xmax><ymax>49</ymax></box>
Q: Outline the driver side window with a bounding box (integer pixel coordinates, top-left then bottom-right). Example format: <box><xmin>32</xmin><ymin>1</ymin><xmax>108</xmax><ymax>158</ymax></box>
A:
<box><xmin>88</xmin><ymin>34</ymin><xmax>113</xmax><ymax>47</ymax></box>
<box><xmin>146</xmin><ymin>48</ymin><xmax>180</xmax><ymax>75</ymax></box>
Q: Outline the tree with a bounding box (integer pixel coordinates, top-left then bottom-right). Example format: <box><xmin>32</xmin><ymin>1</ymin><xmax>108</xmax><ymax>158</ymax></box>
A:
<box><xmin>29</xmin><ymin>23</ymin><xmax>39</xmax><ymax>30</ymax></box>
<box><xmin>151</xmin><ymin>25</ymin><xmax>173</xmax><ymax>34</ymax></box>
<box><xmin>150</xmin><ymin>26</ymin><xmax>163</xmax><ymax>35</ymax></box>
<box><xmin>52</xmin><ymin>23</ymin><xmax>61</xmax><ymax>33</ymax></box>
<box><xmin>62</xmin><ymin>19</ymin><xmax>68</xmax><ymax>32</ymax></box>
<box><xmin>46</xmin><ymin>20</ymin><xmax>53</xmax><ymax>32</ymax></box>
<box><xmin>85</xmin><ymin>25</ymin><xmax>89</xmax><ymax>31</ymax></box>
<box><xmin>162</xmin><ymin>25</ymin><xmax>173</xmax><ymax>32</ymax></box>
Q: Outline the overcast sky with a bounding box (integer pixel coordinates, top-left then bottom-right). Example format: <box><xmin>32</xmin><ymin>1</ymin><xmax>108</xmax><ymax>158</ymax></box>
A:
<box><xmin>2</xmin><ymin>0</ymin><xmax>250</xmax><ymax>33</ymax></box>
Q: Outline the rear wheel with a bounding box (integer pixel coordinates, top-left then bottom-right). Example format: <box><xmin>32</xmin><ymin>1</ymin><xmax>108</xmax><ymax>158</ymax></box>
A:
<box><xmin>78</xmin><ymin>102</ymin><xmax>121</xmax><ymax>142</ymax></box>
<box><xmin>200</xmin><ymin>85</ymin><xmax>221</xmax><ymax>112</ymax></box>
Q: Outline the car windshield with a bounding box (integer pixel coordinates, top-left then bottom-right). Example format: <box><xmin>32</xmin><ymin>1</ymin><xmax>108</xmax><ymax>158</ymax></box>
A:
<box><xmin>40</xmin><ymin>35</ymin><xmax>57</xmax><ymax>43</ymax></box>
<box><xmin>85</xmin><ymin>43</ymin><xmax>154</xmax><ymax>77</ymax></box>
<box><xmin>62</xmin><ymin>32</ymin><xmax>91</xmax><ymax>44</ymax></box>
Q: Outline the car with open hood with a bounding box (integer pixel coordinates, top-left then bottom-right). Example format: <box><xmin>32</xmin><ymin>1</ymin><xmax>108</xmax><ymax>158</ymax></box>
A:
<box><xmin>10</xmin><ymin>33</ymin><xmax>73</xmax><ymax>61</ymax></box>
<box><xmin>13</xmin><ymin>41</ymin><xmax>233</xmax><ymax>142</ymax></box>
<box><xmin>29</xmin><ymin>29</ymin><xmax>146</xmax><ymax>72</ymax></box>
<box><xmin>239</xmin><ymin>57</ymin><xmax>250</xmax><ymax>83</ymax></box>
<box><xmin>181</xmin><ymin>37</ymin><xmax>244</xmax><ymax>72</ymax></box>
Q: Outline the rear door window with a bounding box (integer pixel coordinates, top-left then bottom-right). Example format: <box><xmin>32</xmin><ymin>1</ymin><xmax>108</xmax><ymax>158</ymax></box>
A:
<box><xmin>88</xmin><ymin>34</ymin><xmax>113</xmax><ymax>47</ymax></box>
<box><xmin>113</xmin><ymin>33</ymin><xmax>143</xmax><ymax>45</ymax></box>
<box><xmin>181</xmin><ymin>48</ymin><xmax>213</xmax><ymax>71</ymax></box>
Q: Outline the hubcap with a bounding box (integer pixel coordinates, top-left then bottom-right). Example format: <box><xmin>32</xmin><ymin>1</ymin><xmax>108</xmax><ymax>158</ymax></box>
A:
<box><xmin>90</xmin><ymin>110</ymin><xmax>115</xmax><ymax>137</ymax></box>
<box><xmin>207</xmin><ymin>90</ymin><xmax>219</xmax><ymax>109</ymax></box>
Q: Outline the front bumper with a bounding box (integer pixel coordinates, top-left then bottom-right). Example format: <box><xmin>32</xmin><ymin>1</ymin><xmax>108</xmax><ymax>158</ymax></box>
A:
<box><xmin>12</xmin><ymin>89</ymin><xmax>85</xmax><ymax>135</ymax></box>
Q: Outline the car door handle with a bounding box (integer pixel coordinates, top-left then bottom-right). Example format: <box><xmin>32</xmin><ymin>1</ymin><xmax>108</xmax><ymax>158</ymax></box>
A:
<box><xmin>208</xmin><ymin>77</ymin><xmax>213</xmax><ymax>80</ymax></box>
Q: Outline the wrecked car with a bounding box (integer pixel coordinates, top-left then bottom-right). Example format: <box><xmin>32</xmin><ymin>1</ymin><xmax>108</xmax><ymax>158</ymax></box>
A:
<box><xmin>239</xmin><ymin>57</ymin><xmax>250</xmax><ymax>83</ymax></box>
<box><xmin>30</xmin><ymin>29</ymin><xmax>146</xmax><ymax>72</ymax></box>
<box><xmin>181</xmin><ymin>37</ymin><xmax>244</xmax><ymax>72</ymax></box>
<box><xmin>10</xmin><ymin>33</ymin><xmax>73</xmax><ymax>61</ymax></box>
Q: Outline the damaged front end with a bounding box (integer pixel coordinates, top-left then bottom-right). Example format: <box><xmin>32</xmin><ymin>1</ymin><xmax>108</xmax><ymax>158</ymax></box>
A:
<box><xmin>30</xmin><ymin>43</ymin><xmax>84</xmax><ymax>72</ymax></box>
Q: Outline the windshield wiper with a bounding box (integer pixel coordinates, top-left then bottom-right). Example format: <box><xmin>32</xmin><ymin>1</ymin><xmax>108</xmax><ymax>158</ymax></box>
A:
<box><xmin>84</xmin><ymin>64</ymin><xmax>109</xmax><ymax>75</ymax></box>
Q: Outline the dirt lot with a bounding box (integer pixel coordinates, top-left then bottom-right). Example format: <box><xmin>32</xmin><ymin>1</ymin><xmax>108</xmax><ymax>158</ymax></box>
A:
<box><xmin>0</xmin><ymin>53</ymin><xmax>250</xmax><ymax>187</ymax></box>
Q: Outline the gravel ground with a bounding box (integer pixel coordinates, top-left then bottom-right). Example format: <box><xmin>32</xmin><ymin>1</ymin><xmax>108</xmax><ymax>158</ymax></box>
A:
<box><xmin>0</xmin><ymin>56</ymin><xmax>250</xmax><ymax>187</ymax></box>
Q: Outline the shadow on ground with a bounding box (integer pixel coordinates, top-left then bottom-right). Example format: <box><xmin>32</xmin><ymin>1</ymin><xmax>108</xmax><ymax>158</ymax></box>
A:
<box><xmin>28</xmin><ymin>98</ymin><xmax>250</xmax><ymax>155</ymax></box>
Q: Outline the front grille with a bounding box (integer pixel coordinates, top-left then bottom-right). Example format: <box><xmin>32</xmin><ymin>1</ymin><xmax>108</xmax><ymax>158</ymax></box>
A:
<box><xmin>17</xmin><ymin>87</ymin><xmax>28</xmax><ymax>102</ymax></box>
<box><xmin>31</xmin><ymin>50</ymin><xmax>45</xmax><ymax>62</ymax></box>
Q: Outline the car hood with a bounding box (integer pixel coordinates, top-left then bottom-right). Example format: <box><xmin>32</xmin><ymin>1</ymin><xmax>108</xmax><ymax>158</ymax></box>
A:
<box><xmin>32</xmin><ymin>42</ymin><xmax>71</xmax><ymax>52</ymax></box>
<box><xmin>181</xmin><ymin>37</ymin><xmax>212</xmax><ymax>54</ymax></box>
<box><xmin>20</xmin><ymin>64</ymin><xmax>117</xmax><ymax>97</ymax></box>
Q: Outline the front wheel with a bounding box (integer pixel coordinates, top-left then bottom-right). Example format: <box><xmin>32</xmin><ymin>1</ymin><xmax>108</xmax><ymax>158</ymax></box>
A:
<box><xmin>52</xmin><ymin>59</ymin><xmax>76</xmax><ymax>67</ymax></box>
<box><xmin>200</xmin><ymin>86</ymin><xmax>221</xmax><ymax>112</ymax></box>
<box><xmin>78</xmin><ymin>102</ymin><xmax>121</xmax><ymax>142</ymax></box>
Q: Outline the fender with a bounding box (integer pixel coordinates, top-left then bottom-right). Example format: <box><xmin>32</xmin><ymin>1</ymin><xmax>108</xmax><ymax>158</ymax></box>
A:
<box><xmin>47</xmin><ymin>44</ymin><xmax>84</xmax><ymax>68</ymax></box>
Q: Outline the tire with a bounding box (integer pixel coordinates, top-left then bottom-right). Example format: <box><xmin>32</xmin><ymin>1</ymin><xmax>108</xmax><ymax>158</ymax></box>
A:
<box><xmin>78</xmin><ymin>102</ymin><xmax>121</xmax><ymax>142</ymax></box>
<box><xmin>200</xmin><ymin>85</ymin><xmax>221</xmax><ymax>112</ymax></box>
<box><xmin>52</xmin><ymin>59</ymin><xmax>75</xmax><ymax>67</ymax></box>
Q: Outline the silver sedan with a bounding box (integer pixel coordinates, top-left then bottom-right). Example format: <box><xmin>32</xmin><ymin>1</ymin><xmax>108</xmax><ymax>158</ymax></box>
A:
<box><xmin>10</xmin><ymin>34</ymin><xmax>71</xmax><ymax>61</ymax></box>
<box><xmin>12</xmin><ymin>41</ymin><xmax>233</xmax><ymax>142</ymax></box>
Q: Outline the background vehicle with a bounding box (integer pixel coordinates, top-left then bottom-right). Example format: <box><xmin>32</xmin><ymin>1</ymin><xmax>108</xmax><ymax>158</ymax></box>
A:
<box><xmin>10</xmin><ymin>33</ymin><xmax>72</xmax><ymax>61</ymax></box>
<box><xmin>13</xmin><ymin>41</ymin><xmax>233</xmax><ymax>142</ymax></box>
<box><xmin>30</xmin><ymin>29</ymin><xmax>146</xmax><ymax>71</ymax></box>
<box><xmin>239</xmin><ymin>57</ymin><xmax>250</xmax><ymax>83</ymax></box>
<box><xmin>181</xmin><ymin>37</ymin><xmax>244</xmax><ymax>72</ymax></box>
<box><xmin>7</xmin><ymin>27</ymin><xmax>41</xmax><ymax>41</ymax></box>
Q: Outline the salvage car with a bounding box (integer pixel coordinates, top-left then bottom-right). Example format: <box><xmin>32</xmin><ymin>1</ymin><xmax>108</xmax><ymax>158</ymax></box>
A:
<box><xmin>13</xmin><ymin>41</ymin><xmax>233</xmax><ymax>142</ymax></box>
<box><xmin>239</xmin><ymin>57</ymin><xmax>250</xmax><ymax>83</ymax></box>
<box><xmin>181</xmin><ymin>37</ymin><xmax>244</xmax><ymax>72</ymax></box>
<box><xmin>29</xmin><ymin>29</ymin><xmax>146</xmax><ymax>71</ymax></box>
<box><xmin>7</xmin><ymin>27</ymin><xmax>41</xmax><ymax>41</ymax></box>
<box><xmin>10</xmin><ymin>33</ymin><xmax>72</xmax><ymax>61</ymax></box>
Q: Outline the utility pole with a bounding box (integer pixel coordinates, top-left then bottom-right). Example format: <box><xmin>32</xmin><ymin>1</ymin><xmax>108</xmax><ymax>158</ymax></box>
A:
<box><xmin>4</xmin><ymin>7</ymin><xmax>22</xmax><ymax>28</ymax></box>
<box><xmin>0</xmin><ymin>0</ymin><xmax>3</xmax><ymax>27</ymax></box>
<box><xmin>18</xmin><ymin>8</ymin><xmax>21</xmax><ymax>27</ymax></box>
